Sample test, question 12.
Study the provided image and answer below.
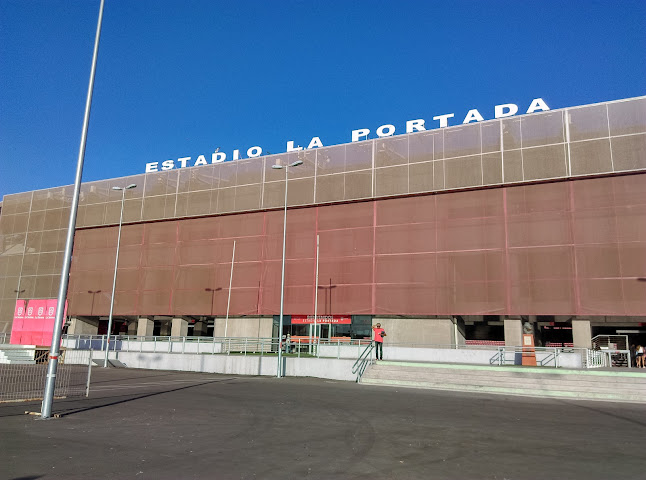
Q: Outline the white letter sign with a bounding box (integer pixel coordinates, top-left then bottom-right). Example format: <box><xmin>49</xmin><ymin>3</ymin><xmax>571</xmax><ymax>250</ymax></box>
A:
<box><xmin>433</xmin><ymin>113</ymin><xmax>455</xmax><ymax>128</ymax></box>
<box><xmin>352</xmin><ymin>128</ymin><xmax>370</xmax><ymax>142</ymax></box>
<box><xmin>526</xmin><ymin>98</ymin><xmax>550</xmax><ymax>114</ymax></box>
<box><xmin>494</xmin><ymin>103</ymin><xmax>519</xmax><ymax>118</ymax></box>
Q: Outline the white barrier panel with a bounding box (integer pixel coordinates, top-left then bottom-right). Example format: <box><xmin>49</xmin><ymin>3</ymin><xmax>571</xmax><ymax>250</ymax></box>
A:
<box><xmin>318</xmin><ymin>344</ymin><xmax>583</xmax><ymax>368</ymax></box>
<box><xmin>75</xmin><ymin>350</ymin><xmax>357</xmax><ymax>381</ymax></box>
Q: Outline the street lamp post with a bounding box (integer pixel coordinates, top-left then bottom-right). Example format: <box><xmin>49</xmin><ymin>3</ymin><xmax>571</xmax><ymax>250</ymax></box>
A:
<box><xmin>104</xmin><ymin>183</ymin><xmax>136</xmax><ymax>368</ymax></box>
<box><xmin>318</xmin><ymin>278</ymin><xmax>337</xmax><ymax>315</ymax></box>
<box><xmin>14</xmin><ymin>288</ymin><xmax>25</xmax><ymax>333</ymax></box>
<box><xmin>204</xmin><ymin>287</ymin><xmax>221</xmax><ymax>317</ymax></box>
<box><xmin>88</xmin><ymin>289</ymin><xmax>101</xmax><ymax>316</ymax></box>
<box><xmin>272</xmin><ymin>159</ymin><xmax>303</xmax><ymax>378</ymax></box>
<box><xmin>310</xmin><ymin>235</ymin><xmax>320</xmax><ymax>355</ymax></box>
<box><xmin>225</xmin><ymin>240</ymin><xmax>236</xmax><ymax>338</ymax></box>
<box><xmin>41</xmin><ymin>0</ymin><xmax>105</xmax><ymax>419</ymax></box>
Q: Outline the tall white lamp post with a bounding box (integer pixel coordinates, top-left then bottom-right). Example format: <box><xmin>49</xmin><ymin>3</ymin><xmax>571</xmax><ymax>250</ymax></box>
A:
<box><xmin>224</xmin><ymin>240</ymin><xmax>236</xmax><ymax>338</ymax></box>
<box><xmin>272</xmin><ymin>159</ymin><xmax>303</xmax><ymax>377</ymax></box>
<box><xmin>104</xmin><ymin>183</ymin><xmax>137</xmax><ymax>367</ymax></box>
<box><xmin>41</xmin><ymin>0</ymin><xmax>105</xmax><ymax>419</ymax></box>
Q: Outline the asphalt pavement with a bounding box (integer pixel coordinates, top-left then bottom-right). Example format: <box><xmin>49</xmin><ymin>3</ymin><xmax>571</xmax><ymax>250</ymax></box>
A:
<box><xmin>1</xmin><ymin>368</ymin><xmax>644</xmax><ymax>479</ymax></box>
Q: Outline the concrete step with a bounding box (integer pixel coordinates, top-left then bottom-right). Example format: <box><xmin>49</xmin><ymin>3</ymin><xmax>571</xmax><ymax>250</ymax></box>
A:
<box><xmin>366</xmin><ymin>372</ymin><xmax>642</xmax><ymax>396</ymax></box>
<box><xmin>361</xmin><ymin>377</ymin><xmax>646</xmax><ymax>403</ymax></box>
<box><xmin>361</xmin><ymin>361</ymin><xmax>646</xmax><ymax>404</ymax></box>
<box><xmin>0</xmin><ymin>349</ymin><xmax>37</xmax><ymax>364</ymax></box>
<box><xmin>370</xmin><ymin>362</ymin><xmax>646</xmax><ymax>384</ymax></box>
<box><xmin>368</xmin><ymin>367</ymin><xmax>642</xmax><ymax>386</ymax></box>
<box><xmin>0</xmin><ymin>354</ymin><xmax>36</xmax><ymax>363</ymax></box>
<box><xmin>367</xmin><ymin>365</ymin><xmax>646</xmax><ymax>391</ymax></box>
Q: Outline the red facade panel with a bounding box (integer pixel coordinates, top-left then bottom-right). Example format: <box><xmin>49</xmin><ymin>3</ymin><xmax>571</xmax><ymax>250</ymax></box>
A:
<box><xmin>67</xmin><ymin>173</ymin><xmax>646</xmax><ymax>318</ymax></box>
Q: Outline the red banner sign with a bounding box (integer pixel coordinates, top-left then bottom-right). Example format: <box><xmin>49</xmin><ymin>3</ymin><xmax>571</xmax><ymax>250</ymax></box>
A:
<box><xmin>10</xmin><ymin>299</ymin><xmax>67</xmax><ymax>346</ymax></box>
<box><xmin>291</xmin><ymin>315</ymin><xmax>351</xmax><ymax>324</ymax></box>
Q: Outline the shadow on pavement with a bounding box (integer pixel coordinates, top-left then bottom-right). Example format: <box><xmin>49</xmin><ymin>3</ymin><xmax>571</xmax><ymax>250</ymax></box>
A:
<box><xmin>0</xmin><ymin>377</ymin><xmax>237</xmax><ymax>419</ymax></box>
<box><xmin>55</xmin><ymin>377</ymin><xmax>235</xmax><ymax>417</ymax></box>
<box><xmin>558</xmin><ymin>399</ymin><xmax>646</xmax><ymax>428</ymax></box>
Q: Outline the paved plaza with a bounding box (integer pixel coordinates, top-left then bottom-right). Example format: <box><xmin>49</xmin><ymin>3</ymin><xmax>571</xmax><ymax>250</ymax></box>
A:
<box><xmin>1</xmin><ymin>368</ymin><xmax>644</xmax><ymax>479</ymax></box>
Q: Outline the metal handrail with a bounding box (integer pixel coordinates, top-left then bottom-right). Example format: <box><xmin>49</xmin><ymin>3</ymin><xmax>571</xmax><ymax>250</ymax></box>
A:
<box><xmin>489</xmin><ymin>346</ymin><xmax>563</xmax><ymax>368</ymax></box>
<box><xmin>352</xmin><ymin>342</ymin><xmax>375</xmax><ymax>382</ymax></box>
<box><xmin>60</xmin><ymin>334</ymin><xmax>624</xmax><ymax>369</ymax></box>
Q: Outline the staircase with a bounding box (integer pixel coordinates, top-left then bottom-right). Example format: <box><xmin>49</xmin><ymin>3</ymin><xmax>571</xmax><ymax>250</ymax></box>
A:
<box><xmin>0</xmin><ymin>346</ymin><xmax>36</xmax><ymax>364</ymax></box>
<box><xmin>360</xmin><ymin>361</ymin><xmax>646</xmax><ymax>404</ymax></box>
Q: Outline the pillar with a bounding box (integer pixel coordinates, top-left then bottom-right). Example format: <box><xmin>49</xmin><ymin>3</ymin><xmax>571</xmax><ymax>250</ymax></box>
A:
<box><xmin>137</xmin><ymin>317</ymin><xmax>154</xmax><ymax>337</ymax></box>
<box><xmin>572</xmin><ymin>319</ymin><xmax>592</xmax><ymax>349</ymax></box>
<box><xmin>213</xmin><ymin>317</ymin><xmax>273</xmax><ymax>338</ymax></box>
<box><xmin>159</xmin><ymin>321</ymin><xmax>171</xmax><ymax>336</ymax></box>
<box><xmin>504</xmin><ymin>318</ymin><xmax>523</xmax><ymax>347</ymax></box>
<box><xmin>376</xmin><ymin>317</ymin><xmax>455</xmax><ymax>345</ymax></box>
<box><xmin>193</xmin><ymin>320</ymin><xmax>208</xmax><ymax>336</ymax></box>
<box><xmin>454</xmin><ymin>317</ymin><xmax>466</xmax><ymax>346</ymax></box>
<box><xmin>67</xmin><ymin>317</ymin><xmax>99</xmax><ymax>335</ymax></box>
<box><xmin>127</xmin><ymin>320</ymin><xmax>137</xmax><ymax>336</ymax></box>
<box><xmin>171</xmin><ymin>317</ymin><xmax>188</xmax><ymax>337</ymax></box>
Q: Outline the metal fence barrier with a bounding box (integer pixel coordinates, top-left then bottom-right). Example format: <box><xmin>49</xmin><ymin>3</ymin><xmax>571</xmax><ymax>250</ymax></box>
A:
<box><xmin>62</xmin><ymin>334</ymin><xmax>374</xmax><ymax>359</ymax></box>
<box><xmin>590</xmin><ymin>334</ymin><xmax>631</xmax><ymax>368</ymax></box>
<box><xmin>59</xmin><ymin>334</ymin><xmax>634</xmax><ymax>370</ymax></box>
<box><xmin>489</xmin><ymin>346</ymin><xmax>564</xmax><ymax>368</ymax></box>
<box><xmin>61</xmin><ymin>334</ymin><xmax>587</xmax><ymax>366</ymax></box>
<box><xmin>0</xmin><ymin>348</ymin><xmax>92</xmax><ymax>403</ymax></box>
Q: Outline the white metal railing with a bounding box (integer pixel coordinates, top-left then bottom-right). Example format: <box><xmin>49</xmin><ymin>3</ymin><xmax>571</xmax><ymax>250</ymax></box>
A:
<box><xmin>60</xmin><ymin>335</ymin><xmax>629</xmax><ymax>369</ymax></box>
<box><xmin>590</xmin><ymin>335</ymin><xmax>631</xmax><ymax>368</ymax></box>
<box><xmin>488</xmin><ymin>346</ymin><xmax>568</xmax><ymax>368</ymax></box>
<box><xmin>0</xmin><ymin>333</ymin><xmax>9</xmax><ymax>345</ymax></box>
<box><xmin>586</xmin><ymin>348</ymin><xmax>631</xmax><ymax>369</ymax></box>
<box><xmin>592</xmin><ymin>334</ymin><xmax>629</xmax><ymax>351</ymax></box>
<box><xmin>586</xmin><ymin>349</ymin><xmax>608</xmax><ymax>368</ymax></box>
<box><xmin>61</xmin><ymin>334</ymin><xmax>375</xmax><ymax>359</ymax></box>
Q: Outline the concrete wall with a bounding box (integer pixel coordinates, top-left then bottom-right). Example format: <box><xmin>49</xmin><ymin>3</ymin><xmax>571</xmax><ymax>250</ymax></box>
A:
<box><xmin>383</xmin><ymin>347</ymin><xmax>582</xmax><ymax>368</ymax></box>
<box><xmin>62</xmin><ymin>335</ymin><xmax>584</xmax><ymax>369</ymax></box>
<box><xmin>67</xmin><ymin>345</ymin><xmax>581</xmax><ymax>379</ymax></box>
<box><xmin>504</xmin><ymin>319</ymin><xmax>523</xmax><ymax>347</ymax></box>
<box><xmin>137</xmin><ymin>318</ymin><xmax>154</xmax><ymax>337</ymax></box>
<box><xmin>317</xmin><ymin>344</ymin><xmax>583</xmax><ymax>368</ymax></box>
<box><xmin>376</xmin><ymin>318</ymin><xmax>456</xmax><ymax>345</ymax></box>
<box><xmin>572</xmin><ymin>319</ymin><xmax>592</xmax><ymax>348</ymax></box>
<box><xmin>213</xmin><ymin>317</ymin><xmax>273</xmax><ymax>338</ymax></box>
<box><xmin>171</xmin><ymin>318</ymin><xmax>188</xmax><ymax>337</ymax></box>
<box><xmin>67</xmin><ymin>317</ymin><xmax>99</xmax><ymax>335</ymax></box>
<box><xmin>82</xmin><ymin>350</ymin><xmax>357</xmax><ymax>381</ymax></box>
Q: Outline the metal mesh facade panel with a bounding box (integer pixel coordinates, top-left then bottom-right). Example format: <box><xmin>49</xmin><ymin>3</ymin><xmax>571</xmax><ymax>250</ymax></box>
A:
<box><xmin>1</xmin><ymin>96</ymin><xmax>646</xmax><ymax>330</ymax></box>
<box><xmin>59</xmin><ymin>173</ymin><xmax>646</xmax><ymax>318</ymax></box>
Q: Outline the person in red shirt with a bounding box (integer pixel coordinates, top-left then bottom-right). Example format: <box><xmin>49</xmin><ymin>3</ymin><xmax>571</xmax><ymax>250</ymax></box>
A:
<box><xmin>372</xmin><ymin>323</ymin><xmax>386</xmax><ymax>360</ymax></box>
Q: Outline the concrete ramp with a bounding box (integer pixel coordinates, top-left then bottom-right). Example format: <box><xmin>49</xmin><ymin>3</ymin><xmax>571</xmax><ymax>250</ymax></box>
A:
<box><xmin>361</xmin><ymin>361</ymin><xmax>646</xmax><ymax>404</ymax></box>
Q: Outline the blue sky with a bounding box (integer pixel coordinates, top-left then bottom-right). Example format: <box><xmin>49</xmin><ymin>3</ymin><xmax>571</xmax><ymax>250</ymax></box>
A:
<box><xmin>1</xmin><ymin>0</ymin><xmax>645</xmax><ymax>197</ymax></box>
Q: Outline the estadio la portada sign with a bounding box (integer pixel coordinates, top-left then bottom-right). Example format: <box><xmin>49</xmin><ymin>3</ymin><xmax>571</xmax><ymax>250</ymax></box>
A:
<box><xmin>144</xmin><ymin>98</ymin><xmax>550</xmax><ymax>173</ymax></box>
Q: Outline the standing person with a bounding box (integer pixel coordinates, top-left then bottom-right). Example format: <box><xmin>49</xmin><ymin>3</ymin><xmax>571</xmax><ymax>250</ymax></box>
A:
<box><xmin>637</xmin><ymin>345</ymin><xmax>644</xmax><ymax>368</ymax></box>
<box><xmin>372</xmin><ymin>323</ymin><xmax>386</xmax><ymax>360</ymax></box>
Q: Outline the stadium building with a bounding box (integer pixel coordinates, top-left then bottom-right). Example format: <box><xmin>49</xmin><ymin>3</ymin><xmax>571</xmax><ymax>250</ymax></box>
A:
<box><xmin>1</xmin><ymin>96</ymin><xmax>645</xmax><ymax>349</ymax></box>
